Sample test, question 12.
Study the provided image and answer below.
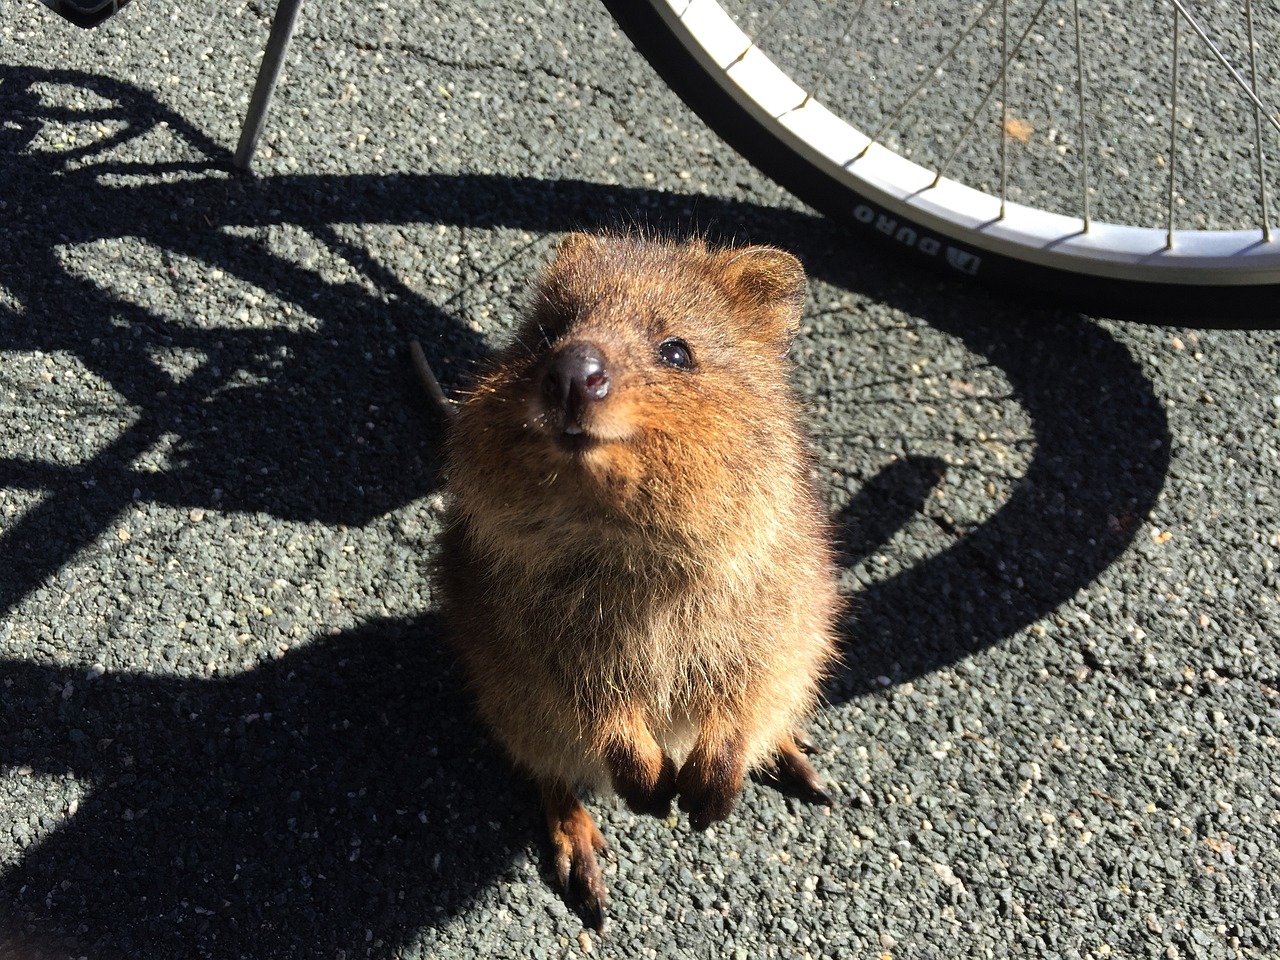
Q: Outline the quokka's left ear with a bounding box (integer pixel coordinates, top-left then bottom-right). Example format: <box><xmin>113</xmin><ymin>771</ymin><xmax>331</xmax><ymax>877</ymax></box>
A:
<box><xmin>715</xmin><ymin>246</ymin><xmax>807</xmax><ymax>356</ymax></box>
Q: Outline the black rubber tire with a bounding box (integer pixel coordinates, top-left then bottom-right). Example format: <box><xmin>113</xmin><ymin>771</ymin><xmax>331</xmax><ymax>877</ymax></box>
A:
<box><xmin>38</xmin><ymin>0</ymin><xmax>131</xmax><ymax>28</ymax></box>
<box><xmin>602</xmin><ymin>0</ymin><xmax>1280</xmax><ymax>325</ymax></box>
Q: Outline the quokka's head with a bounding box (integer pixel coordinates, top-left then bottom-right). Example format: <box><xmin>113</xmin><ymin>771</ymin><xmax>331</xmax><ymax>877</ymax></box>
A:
<box><xmin>450</xmin><ymin>233</ymin><xmax>811</xmax><ymax>541</ymax></box>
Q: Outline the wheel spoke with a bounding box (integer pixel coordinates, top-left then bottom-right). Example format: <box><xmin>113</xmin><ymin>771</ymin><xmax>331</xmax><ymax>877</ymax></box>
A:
<box><xmin>1162</xmin><ymin>0</ymin><xmax>1280</xmax><ymax>241</ymax></box>
<box><xmin>1167</xmin><ymin>7</ymin><xmax>1180</xmax><ymax>249</ymax></box>
<box><xmin>999</xmin><ymin>0</ymin><xmax>1010</xmax><ymax>219</ymax></box>
<box><xmin>1072</xmin><ymin>0</ymin><xmax>1091</xmax><ymax>231</ymax></box>
<box><xmin>1167</xmin><ymin>0</ymin><xmax>1280</xmax><ymax>137</ymax></box>
<box><xmin>803</xmin><ymin>0</ymin><xmax>870</xmax><ymax>110</ymax></box>
<box><xmin>736</xmin><ymin>0</ymin><xmax>789</xmax><ymax>59</ymax></box>
<box><xmin>1245</xmin><ymin>0</ymin><xmax>1272</xmax><ymax>241</ymax></box>
<box><xmin>815</xmin><ymin>0</ymin><xmax>1280</xmax><ymax>235</ymax></box>
<box><xmin>933</xmin><ymin>0</ymin><xmax>1053</xmax><ymax>188</ymax></box>
<box><xmin>856</xmin><ymin>0</ymin><xmax>1003</xmax><ymax>161</ymax></box>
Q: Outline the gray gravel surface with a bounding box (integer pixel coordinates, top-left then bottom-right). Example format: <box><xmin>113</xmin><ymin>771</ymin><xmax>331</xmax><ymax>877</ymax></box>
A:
<box><xmin>3</xmin><ymin>1</ymin><xmax>1279</xmax><ymax>958</ymax></box>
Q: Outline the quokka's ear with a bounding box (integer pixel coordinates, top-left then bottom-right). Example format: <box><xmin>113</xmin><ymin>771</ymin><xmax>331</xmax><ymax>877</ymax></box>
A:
<box><xmin>538</xmin><ymin>232</ymin><xmax>607</xmax><ymax>312</ymax></box>
<box><xmin>553</xmin><ymin>231</ymin><xmax>604</xmax><ymax>262</ymax></box>
<box><xmin>716</xmin><ymin>246</ymin><xmax>807</xmax><ymax>355</ymax></box>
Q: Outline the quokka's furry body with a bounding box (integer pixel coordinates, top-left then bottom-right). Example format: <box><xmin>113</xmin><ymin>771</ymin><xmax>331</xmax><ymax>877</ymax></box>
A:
<box><xmin>436</xmin><ymin>233</ymin><xmax>840</xmax><ymax>927</ymax></box>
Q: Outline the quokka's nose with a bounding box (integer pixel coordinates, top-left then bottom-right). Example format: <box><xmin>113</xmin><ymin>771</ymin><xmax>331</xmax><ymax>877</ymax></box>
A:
<box><xmin>542</xmin><ymin>343</ymin><xmax>609</xmax><ymax>428</ymax></box>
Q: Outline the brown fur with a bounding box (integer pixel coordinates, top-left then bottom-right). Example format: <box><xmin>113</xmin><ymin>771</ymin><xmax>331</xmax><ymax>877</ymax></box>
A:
<box><xmin>436</xmin><ymin>233</ymin><xmax>841</xmax><ymax>928</ymax></box>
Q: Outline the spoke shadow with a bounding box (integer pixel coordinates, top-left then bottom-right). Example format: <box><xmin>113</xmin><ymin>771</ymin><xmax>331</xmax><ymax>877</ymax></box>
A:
<box><xmin>1</xmin><ymin>65</ymin><xmax>1170</xmax><ymax>955</ymax></box>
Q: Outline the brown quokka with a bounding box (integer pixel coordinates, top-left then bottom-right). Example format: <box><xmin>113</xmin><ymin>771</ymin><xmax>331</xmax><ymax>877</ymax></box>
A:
<box><xmin>436</xmin><ymin>233</ymin><xmax>841</xmax><ymax>929</ymax></box>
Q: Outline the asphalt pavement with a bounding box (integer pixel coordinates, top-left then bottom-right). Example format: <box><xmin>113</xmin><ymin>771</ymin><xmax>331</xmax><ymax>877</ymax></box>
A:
<box><xmin>2</xmin><ymin>0</ymin><xmax>1279</xmax><ymax>957</ymax></box>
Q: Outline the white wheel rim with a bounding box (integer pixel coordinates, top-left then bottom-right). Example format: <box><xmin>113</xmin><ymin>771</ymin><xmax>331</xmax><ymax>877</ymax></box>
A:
<box><xmin>664</xmin><ymin>0</ymin><xmax>1280</xmax><ymax>287</ymax></box>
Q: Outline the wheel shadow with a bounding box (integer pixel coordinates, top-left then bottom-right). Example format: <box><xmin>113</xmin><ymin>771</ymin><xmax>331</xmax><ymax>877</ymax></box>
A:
<box><xmin>1</xmin><ymin>66</ymin><xmax>1169</xmax><ymax>955</ymax></box>
<box><xmin>826</xmin><ymin>296</ymin><xmax>1171</xmax><ymax>687</ymax></box>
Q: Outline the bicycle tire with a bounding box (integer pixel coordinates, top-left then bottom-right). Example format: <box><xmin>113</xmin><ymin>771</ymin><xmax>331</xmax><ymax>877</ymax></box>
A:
<box><xmin>602</xmin><ymin>0</ymin><xmax>1280</xmax><ymax>323</ymax></box>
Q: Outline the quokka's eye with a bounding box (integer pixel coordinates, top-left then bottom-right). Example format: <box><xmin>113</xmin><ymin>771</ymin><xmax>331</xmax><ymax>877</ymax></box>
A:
<box><xmin>656</xmin><ymin>337</ymin><xmax>695</xmax><ymax>370</ymax></box>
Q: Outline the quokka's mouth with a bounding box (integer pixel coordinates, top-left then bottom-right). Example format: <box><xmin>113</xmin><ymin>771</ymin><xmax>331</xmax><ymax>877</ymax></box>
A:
<box><xmin>553</xmin><ymin>423</ymin><xmax>600</xmax><ymax>454</ymax></box>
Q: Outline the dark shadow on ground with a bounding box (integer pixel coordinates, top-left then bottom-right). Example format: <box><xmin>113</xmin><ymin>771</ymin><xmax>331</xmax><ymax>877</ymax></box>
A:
<box><xmin>0</xmin><ymin>614</ymin><xmax>530</xmax><ymax>960</ymax></box>
<box><xmin>824</xmin><ymin>295</ymin><xmax>1172</xmax><ymax>687</ymax></box>
<box><xmin>1</xmin><ymin>66</ymin><xmax>1170</xmax><ymax>956</ymax></box>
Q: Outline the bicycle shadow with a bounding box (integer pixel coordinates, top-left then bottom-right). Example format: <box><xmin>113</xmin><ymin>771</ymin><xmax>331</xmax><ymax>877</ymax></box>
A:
<box><xmin>1</xmin><ymin>66</ymin><xmax>1170</xmax><ymax>954</ymax></box>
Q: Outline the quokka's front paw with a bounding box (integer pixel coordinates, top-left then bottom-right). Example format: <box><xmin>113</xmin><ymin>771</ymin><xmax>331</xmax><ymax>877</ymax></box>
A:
<box><xmin>676</xmin><ymin>742</ymin><xmax>745</xmax><ymax>831</ymax></box>
<box><xmin>609</xmin><ymin>749</ymin><xmax>678</xmax><ymax>818</ymax></box>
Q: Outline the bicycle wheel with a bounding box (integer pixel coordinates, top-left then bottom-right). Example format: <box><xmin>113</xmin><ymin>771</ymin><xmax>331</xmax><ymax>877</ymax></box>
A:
<box><xmin>603</xmin><ymin>0</ymin><xmax>1280</xmax><ymax>322</ymax></box>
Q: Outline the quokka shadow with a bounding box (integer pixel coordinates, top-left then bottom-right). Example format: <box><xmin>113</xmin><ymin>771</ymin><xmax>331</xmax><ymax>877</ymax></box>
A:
<box><xmin>0</xmin><ymin>614</ymin><xmax>536</xmax><ymax>960</ymax></box>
